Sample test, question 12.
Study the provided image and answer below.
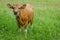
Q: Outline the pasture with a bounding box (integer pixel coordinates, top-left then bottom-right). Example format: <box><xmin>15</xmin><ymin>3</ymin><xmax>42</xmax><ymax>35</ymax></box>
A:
<box><xmin>0</xmin><ymin>0</ymin><xmax>60</xmax><ymax>40</ymax></box>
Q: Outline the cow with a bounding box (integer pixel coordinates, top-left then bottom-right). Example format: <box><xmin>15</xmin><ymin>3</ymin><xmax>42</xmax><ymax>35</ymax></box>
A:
<box><xmin>7</xmin><ymin>4</ymin><xmax>34</xmax><ymax>34</ymax></box>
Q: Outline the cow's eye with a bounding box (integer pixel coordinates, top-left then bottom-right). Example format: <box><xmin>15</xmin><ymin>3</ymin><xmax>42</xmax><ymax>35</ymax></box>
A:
<box><xmin>11</xmin><ymin>6</ymin><xmax>14</xmax><ymax>9</ymax></box>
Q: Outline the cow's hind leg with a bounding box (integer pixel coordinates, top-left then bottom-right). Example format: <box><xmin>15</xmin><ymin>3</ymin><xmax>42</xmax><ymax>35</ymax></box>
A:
<box><xmin>24</xmin><ymin>21</ymin><xmax>28</xmax><ymax>38</ymax></box>
<box><xmin>30</xmin><ymin>20</ymin><xmax>33</xmax><ymax>28</ymax></box>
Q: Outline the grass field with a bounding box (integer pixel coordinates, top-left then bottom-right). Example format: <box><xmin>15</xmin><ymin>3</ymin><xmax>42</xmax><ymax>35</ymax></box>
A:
<box><xmin>0</xmin><ymin>0</ymin><xmax>60</xmax><ymax>40</ymax></box>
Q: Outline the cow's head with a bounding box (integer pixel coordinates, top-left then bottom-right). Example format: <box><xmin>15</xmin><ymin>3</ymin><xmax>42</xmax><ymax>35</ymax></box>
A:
<box><xmin>8</xmin><ymin>4</ymin><xmax>26</xmax><ymax>16</ymax></box>
<box><xmin>7</xmin><ymin>4</ymin><xmax>21</xmax><ymax>15</ymax></box>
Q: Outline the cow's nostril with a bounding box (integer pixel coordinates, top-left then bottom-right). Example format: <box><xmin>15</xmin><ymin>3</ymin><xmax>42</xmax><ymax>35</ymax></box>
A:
<box><xmin>14</xmin><ymin>12</ymin><xmax>18</xmax><ymax>15</ymax></box>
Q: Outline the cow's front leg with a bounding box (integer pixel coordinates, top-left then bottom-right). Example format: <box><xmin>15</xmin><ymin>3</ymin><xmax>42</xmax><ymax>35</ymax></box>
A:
<box><xmin>17</xmin><ymin>21</ymin><xmax>21</xmax><ymax>32</ymax></box>
<box><xmin>18</xmin><ymin>24</ymin><xmax>21</xmax><ymax>32</ymax></box>
<box><xmin>16</xmin><ymin>18</ymin><xmax>21</xmax><ymax>32</ymax></box>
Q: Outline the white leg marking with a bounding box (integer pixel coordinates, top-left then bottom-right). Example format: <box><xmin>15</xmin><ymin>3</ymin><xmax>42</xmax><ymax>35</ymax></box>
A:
<box><xmin>25</xmin><ymin>29</ymin><xmax>27</xmax><ymax>39</ymax></box>
<box><xmin>25</xmin><ymin>29</ymin><xmax>27</xmax><ymax>33</ymax></box>
<box><xmin>31</xmin><ymin>24</ymin><xmax>33</xmax><ymax>28</ymax></box>
<box><xmin>19</xmin><ymin>29</ymin><xmax>21</xmax><ymax>32</ymax></box>
<box><xmin>18</xmin><ymin>29</ymin><xmax>21</xmax><ymax>32</ymax></box>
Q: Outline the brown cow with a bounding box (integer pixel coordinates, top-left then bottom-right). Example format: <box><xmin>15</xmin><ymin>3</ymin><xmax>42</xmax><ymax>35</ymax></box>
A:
<box><xmin>7</xmin><ymin>4</ymin><xmax>34</xmax><ymax>34</ymax></box>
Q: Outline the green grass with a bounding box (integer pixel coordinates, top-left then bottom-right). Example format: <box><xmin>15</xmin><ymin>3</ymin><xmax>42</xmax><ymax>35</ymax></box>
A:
<box><xmin>0</xmin><ymin>0</ymin><xmax>60</xmax><ymax>40</ymax></box>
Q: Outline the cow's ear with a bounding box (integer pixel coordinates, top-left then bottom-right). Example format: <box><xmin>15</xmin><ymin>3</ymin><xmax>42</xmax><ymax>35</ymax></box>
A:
<box><xmin>7</xmin><ymin>4</ymin><xmax>14</xmax><ymax>9</ymax></box>
<box><xmin>19</xmin><ymin>4</ymin><xmax>26</xmax><ymax>9</ymax></box>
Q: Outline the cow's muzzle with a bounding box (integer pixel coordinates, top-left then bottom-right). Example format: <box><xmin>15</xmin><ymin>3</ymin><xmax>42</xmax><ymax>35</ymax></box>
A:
<box><xmin>14</xmin><ymin>12</ymin><xmax>18</xmax><ymax>15</ymax></box>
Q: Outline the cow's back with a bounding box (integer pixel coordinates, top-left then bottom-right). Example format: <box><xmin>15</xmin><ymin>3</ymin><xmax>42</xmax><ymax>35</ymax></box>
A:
<box><xmin>25</xmin><ymin>4</ymin><xmax>34</xmax><ymax>22</ymax></box>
